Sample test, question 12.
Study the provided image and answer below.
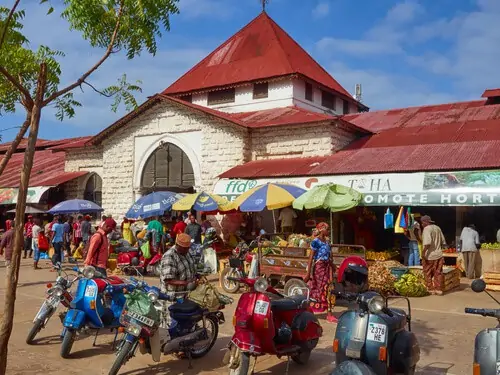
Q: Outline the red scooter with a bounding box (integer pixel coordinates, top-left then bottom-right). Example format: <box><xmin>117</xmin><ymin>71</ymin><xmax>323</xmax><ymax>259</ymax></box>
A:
<box><xmin>224</xmin><ymin>277</ymin><xmax>323</xmax><ymax>375</ymax></box>
<box><xmin>116</xmin><ymin>238</ymin><xmax>164</xmax><ymax>276</ymax></box>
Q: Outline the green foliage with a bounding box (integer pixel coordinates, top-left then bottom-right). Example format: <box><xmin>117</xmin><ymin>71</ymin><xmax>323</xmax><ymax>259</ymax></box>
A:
<box><xmin>0</xmin><ymin>0</ymin><xmax>179</xmax><ymax>121</ymax></box>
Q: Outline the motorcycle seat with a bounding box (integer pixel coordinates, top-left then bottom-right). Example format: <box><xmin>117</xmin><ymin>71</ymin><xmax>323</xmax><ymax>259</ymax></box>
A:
<box><xmin>271</xmin><ymin>295</ymin><xmax>308</xmax><ymax>312</ymax></box>
<box><xmin>382</xmin><ymin>308</ymin><xmax>407</xmax><ymax>330</ymax></box>
<box><xmin>169</xmin><ymin>299</ymin><xmax>202</xmax><ymax>314</ymax></box>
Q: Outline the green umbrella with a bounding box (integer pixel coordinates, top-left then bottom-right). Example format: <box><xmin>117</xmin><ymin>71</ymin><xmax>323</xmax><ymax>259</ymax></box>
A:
<box><xmin>293</xmin><ymin>183</ymin><xmax>363</xmax><ymax>240</ymax></box>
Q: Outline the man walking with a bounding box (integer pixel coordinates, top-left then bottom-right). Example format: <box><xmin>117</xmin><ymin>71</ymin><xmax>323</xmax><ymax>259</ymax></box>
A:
<box><xmin>460</xmin><ymin>223</ymin><xmax>481</xmax><ymax>279</ymax></box>
<box><xmin>23</xmin><ymin>215</ymin><xmax>34</xmax><ymax>258</ymax></box>
<box><xmin>84</xmin><ymin>218</ymin><xmax>116</xmax><ymax>276</ymax></box>
<box><xmin>421</xmin><ymin>215</ymin><xmax>446</xmax><ymax>295</ymax></box>
<box><xmin>51</xmin><ymin>216</ymin><xmax>65</xmax><ymax>269</ymax></box>
<box><xmin>81</xmin><ymin>215</ymin><xmax>92</xmax><ymax>245</ymax></box>
<box><xmin>63</xmin><ymin>216</ymin><xmax>74</xmax><ymax>257</ymax></box>
<box><xmin>0</xmin><ymin>219</ymin><xmax>15</xmax><ymax>268</ymax></box>
<box><xmin>405</xmin><ymin>213</ymin><xmax>422</xmax><ymax>266</ymax></box>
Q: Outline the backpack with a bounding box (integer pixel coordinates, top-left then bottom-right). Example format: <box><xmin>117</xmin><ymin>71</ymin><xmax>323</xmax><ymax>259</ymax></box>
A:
<box><xmin>38</xmin><ymin>233</ymin><xmax>49</xmax><ymax>252</ymax></box>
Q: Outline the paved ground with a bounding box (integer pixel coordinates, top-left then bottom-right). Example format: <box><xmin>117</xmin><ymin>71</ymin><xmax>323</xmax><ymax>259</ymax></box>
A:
<box><xmin>1</xmin><ymin>259</ymin><xmax>499</xmax><ymax>375</ymax></box>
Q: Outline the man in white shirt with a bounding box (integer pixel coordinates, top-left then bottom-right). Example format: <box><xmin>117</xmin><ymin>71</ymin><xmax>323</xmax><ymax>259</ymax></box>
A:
<box><xmin>460</xmin><ymin>224</ymin><xmax>481</xmax><ymax>279</ymax></box>
<box><xmin>278</xmin><ymin>207</ymin><xmax>297</xmax><ymax>233</ymax></box>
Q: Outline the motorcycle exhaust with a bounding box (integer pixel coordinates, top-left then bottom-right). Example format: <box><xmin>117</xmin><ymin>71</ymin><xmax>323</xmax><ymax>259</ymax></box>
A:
<box><xmin>162</xmin><ymin>328</ymin><xmax>207</xmax><ymax>354</ymax></box>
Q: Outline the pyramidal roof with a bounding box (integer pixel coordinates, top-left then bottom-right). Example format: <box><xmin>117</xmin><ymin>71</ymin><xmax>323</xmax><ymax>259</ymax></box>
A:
<box><xmin>163</xmin><ymin>12</ymin><xmax>354</xmax><ymax>101</ymax></box>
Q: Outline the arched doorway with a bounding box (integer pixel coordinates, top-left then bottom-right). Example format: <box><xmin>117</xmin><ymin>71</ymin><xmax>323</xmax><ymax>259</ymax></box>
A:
<box><xmin>140</xmin><ymin>142</ymin><xmax>195</xmax><ymax>194</ymax></box>
<box><xmin>84</xmin><ymin>173</ymin><xmax>103</xmax><ymax>207</ymax></box>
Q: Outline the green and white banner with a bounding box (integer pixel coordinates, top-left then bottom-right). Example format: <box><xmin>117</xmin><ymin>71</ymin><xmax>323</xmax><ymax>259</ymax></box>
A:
<box><xmin>213</xmin><ymin>170</ymin><xmax>500</xmax><ymax>206</ymax></box>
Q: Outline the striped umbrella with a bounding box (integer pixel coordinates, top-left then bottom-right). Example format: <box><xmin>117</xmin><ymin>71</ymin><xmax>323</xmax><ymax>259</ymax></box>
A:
<box><xmin>172</xmin><ymin>191</ymin><xmax>232</xmax><ymax>213</ymax></box>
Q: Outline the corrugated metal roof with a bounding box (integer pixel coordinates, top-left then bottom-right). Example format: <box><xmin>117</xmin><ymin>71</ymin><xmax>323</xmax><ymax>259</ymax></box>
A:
<box><xmin>230</xmin><ymin>106</ymin><xmax>334</xmax><ymax>128</ymax></box>
<box><xmin>0</xmin><ymin>149</ymin><xmax>87</xmax><ymax>188</ymax></box>
<box><xmin>219</xmin><ymin>156</ymin><xmax>327</xmax><ymax>178</ymax></box>
<box><xmin>47</xmin><ymin>136</ymin><xmax>93</xmax><ymax>151</ymax></box>
<box><xmin>343</xmin><ymin>100</ymin><xmax>500</xmax><ymax>133</ymax></box>
<box><xmin>0</xmin><ymin>136</ymin><xmax>93</xmax><ymax>154</ymax></box>
<box><xmin>163</xmin><ymin>12</ymin><xmax>362</xmax><ymax>107</ymax></box>
<box><xmin>482</xmin><ymin>89</ymin><xmax>500</xmax><ymax>98</ymax></box>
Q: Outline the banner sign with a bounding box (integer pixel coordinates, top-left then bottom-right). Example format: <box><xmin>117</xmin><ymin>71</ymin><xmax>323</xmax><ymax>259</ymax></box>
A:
<box><xmin>213</xmin><ymin>170</ymin><xmax>500</xmax><ymax>206</ymax></box>
<box><xmin>0</xmin><ymin>187</ymin><xmax>51</xmax><ymax>205</ymax></box>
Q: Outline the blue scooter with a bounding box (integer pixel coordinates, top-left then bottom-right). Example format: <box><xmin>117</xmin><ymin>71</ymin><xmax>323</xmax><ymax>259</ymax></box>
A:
<box><xmin>60</xmin><ymin>266</ymin><xmax>134</xmax><ymax>358</ymax></box>
<box><xmin>330</xmin><ymin>291</ymin><xmax>420</xmax><ymax>375</ymax></box>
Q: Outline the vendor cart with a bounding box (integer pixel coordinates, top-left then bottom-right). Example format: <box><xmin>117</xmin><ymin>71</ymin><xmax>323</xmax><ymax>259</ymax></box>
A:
<box><xmin>257</xmin><ymin>234</ymin><xmax>366</xmax><ymax>296</ymax></box>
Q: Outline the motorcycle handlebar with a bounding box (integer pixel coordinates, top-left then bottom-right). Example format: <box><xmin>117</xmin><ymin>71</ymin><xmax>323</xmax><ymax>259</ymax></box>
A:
<box><xmin>335</xmin><ymin>291</ymin><xmax>358</xmax><ymax>301</ymax></box>
<box><xmin>465</xmin><ymin>307</ymin><xmax>500</xmax><ymax>317</ymax></box>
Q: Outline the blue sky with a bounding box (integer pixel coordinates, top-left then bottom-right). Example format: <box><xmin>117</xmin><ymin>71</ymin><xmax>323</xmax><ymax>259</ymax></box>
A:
<box><xmin>1</xmin><ymin>0</ymin><xmax>499</xmax><ymax>141</ymax></box>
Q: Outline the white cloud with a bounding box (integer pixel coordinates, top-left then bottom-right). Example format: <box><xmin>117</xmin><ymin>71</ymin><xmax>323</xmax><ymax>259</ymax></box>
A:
<box><xmin>312</xmin><ymin>2</ymin><xmax>330</xmax><ymax>18</ymax></box>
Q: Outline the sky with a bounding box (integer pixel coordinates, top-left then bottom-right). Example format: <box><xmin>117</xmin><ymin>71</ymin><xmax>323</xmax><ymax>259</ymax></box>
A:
<box><xmin>1</xmin><ymin>0</ymin><xmax>500</xmax><ymax>141</ymax></box>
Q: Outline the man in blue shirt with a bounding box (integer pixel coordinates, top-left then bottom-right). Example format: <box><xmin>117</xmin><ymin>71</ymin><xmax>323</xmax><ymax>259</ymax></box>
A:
<box><xmin>51</xmin><ymin>216</ymin><xmax>65</xmax><ymax>269</ymax></box>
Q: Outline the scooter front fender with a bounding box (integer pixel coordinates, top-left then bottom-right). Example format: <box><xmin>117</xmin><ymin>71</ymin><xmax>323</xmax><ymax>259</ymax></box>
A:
<box><xmin>231</xmin><ymin>330</ymin><xmax>263</xmax><ymax>354</ymax></box>
<box><xmin>474</xmin><ymin>328</ymin><xmax>500</xmax><ymax>374</ymax></box>
<box><xmin>63</xmin><ymin>309</ymin><xmax>86</xmax><ymax>329</ymax></box>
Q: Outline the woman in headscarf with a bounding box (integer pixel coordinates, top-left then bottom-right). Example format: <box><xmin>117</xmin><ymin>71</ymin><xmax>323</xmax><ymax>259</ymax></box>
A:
<box><xmin>304</xmin><ymin>222</ymin><xmax>337</xmax><ymax>322</ymax></box>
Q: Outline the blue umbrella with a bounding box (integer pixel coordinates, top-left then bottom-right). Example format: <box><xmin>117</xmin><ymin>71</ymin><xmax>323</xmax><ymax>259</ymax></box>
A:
<box><xmin>125</xmin><ymin>191</ymin><xmax>184</xmax><ymax>219</ymax></box>
<box><xmin>48</xmin><ymin>199</ymin><xmax>104</xmax><ymax>214</ymax></box>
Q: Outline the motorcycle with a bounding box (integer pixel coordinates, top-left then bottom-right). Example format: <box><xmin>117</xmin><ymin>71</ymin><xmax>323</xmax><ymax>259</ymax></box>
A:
<box><xmin>220</xmin><ymin>241</ymin><xmax>257</xmax><ymax>294</ymax></box>
<box><xmin>60</xmin><ymin>266</ymin><xmax>134</xmax><ymax>358</ymax></box>
<box><xmin>111</xmin><ymin>276</ymin><xmax>229</xmax><ymax>374</ymax></box>
<box><xmin>330</xmin><ymin>291</ymin><xmax>420</xmax><ymax>375</ymax></box>
<box><xmin>26</xmin><ymin>263</ymin><xmax>78</xmax><ymax>344</ymax></box>
<box><xmin>224</xmin><ymin>276</ymin><xmax>323</xmax><ymax>375</ymax></box>
<box><xmin>465</xmin><ymin>278</ymin><xmax>500</xmax><ymax>374</ymax></box>
<box><xmin>116</xmin><ymin>236</ymin><xmax>163</xmax><ymax>276</ymax></box>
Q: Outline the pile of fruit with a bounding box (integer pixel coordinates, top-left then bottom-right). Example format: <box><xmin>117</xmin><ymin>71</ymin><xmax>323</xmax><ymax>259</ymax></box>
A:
<box><xmin>481</xmin><ymin>242</ymin><xmax>500</xmax><ymax>250</ymax></box>
<box><xmin>366</xmin><ymin>250</ymin><xmax>400</xmax><ymax>261</ymax></box>
<box><xmin>338</xmin><ymin>246</ymin><xmax>364</xmax><ymax>255</ymax></box>
<box><xmin>395</xmin><ymin>273</ymin><xmax>428</xmax><ymax>297</ymax></box>
<box><xmin>287</xmin><ymin>234</ymin><xmax>313</xmax><ymax>248</ymax></box>
<box><xmin>368</xmin><ymin>262</ymin><xmax>397</xmax><ymax>296</ymax></box>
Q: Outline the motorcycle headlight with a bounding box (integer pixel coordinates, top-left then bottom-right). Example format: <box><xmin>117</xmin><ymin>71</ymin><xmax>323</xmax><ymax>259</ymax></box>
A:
<box><xmin>126</xmin><ymin>323</ymin><xmax>142</xmax><ymax>337</ymax></box>
<box><xmin>148</xmin><ymin>291</ymin><xmax>158</xmax><ymax>303</ymax></box>
<box><xmin>55</xmin><ymin>288</ymin><xmax>64</xmax><ymax>297</ymax></box>
<box><xmin>83</xmin><ymin>266</ymin><xmax>96</xmax><ymax>279</ymax></box>
<box><xmin>368</xmin><ymin>295</ymin><xmax>385</xmax><ymax>314</ymax></box>
<box><xmin>254</xmin><ymin>277</ymin><xmax>268</xmax><ymax>293</ymax></box>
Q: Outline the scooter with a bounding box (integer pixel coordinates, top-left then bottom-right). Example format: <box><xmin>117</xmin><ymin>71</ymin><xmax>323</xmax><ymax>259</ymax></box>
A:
<box><xmin>465</xmin><ymin>278</ymin><xmax>500</xmax><ymax>374</ymax></box>
<box><xmin>330</xmin><ymin>291</ymin><xmax>420</xmax><ymax>375</ymax></box>
<box><xmin>60</xmin><ymin>266</ymin><xmax>133</xmax><ymax>358</ymax></box>
<box><xmin>220</xmin><ymin>241</ymin><xmax>257</xmax><ymax>294</ymax></box>
<box><xmin>116</xmin><ymin>236</ymin><xmax>163</xmax><ymax>276</ymax></box>
<box><xmin>224</xmin><ymin>276</ymin><xmax>323</xmax><ymax>375</ymax></box>
<box><xmin>111</xmin><ymin>277</ymin><xmax>228</xmax><ymax>375</ymax></box>
<box><xmin>26</xmin><ymin>263</ymin><xmax>78</xmax><ymax>344</ymax></box>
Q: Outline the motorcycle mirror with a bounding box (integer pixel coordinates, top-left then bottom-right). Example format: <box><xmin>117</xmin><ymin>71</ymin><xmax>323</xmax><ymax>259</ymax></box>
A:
<box><xmin>471</xmin><ymin>279</ymin><xmax>486</xmax><ymax>293</ymax></box>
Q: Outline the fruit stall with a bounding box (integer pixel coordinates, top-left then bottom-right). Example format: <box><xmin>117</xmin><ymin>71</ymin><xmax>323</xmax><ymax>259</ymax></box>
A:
<box><xmin>479</xmin><ymin>242</ymin><xmax>500</xmax><ymax>290</ymax></box>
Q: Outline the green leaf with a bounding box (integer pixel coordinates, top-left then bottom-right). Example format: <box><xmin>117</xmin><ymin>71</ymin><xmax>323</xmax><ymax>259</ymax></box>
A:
<box><xmin>47</xmin><ymin>7</ymin><xmax>54</xmax><ymax>15</ymax></box>
<box><xmin>40</xmin><ymin>0</ymin><xmax>48</xmax><ymax>4</ymax></box>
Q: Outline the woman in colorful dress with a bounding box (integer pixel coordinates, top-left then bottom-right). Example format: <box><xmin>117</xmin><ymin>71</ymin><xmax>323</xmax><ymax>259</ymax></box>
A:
<box><xmin>304</xmin><ymin>222</ymin><xmax>337</xmax><ymax>323</ymax></box>
<box><xmin>121</xmin><ymin>217</ymin><xmax>135</xmax><ymax>245</ymax></box>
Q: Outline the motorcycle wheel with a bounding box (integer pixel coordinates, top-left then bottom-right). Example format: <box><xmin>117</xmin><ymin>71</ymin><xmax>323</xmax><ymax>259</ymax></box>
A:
<box><xmin>292</xmin><ymin>338</ymin><xmax>319</xmax><ymax>365</ymax></box>
<box><xmin>109</xmin><ymin>340</ymin><xmax>133</xmax><ymax>375</ymax></box>
<box><xmin>26</xmin><ymin>318</ymin><xmax>44</xmax><ymax>345</ymax></box>
<box><xmin>284</xmin><ymin>278</ymin><xmax>308</xmax><ymax>297</ymax></box>
<box><xmin>229</xmin><ymin>351</ymin><xmax>251</xmax><ymax>375</ymax></box>
<box><xmin>60</xmin><ymin>329</ymin><xmax>76</xmax><ymax>358</ymax></box>
<box><xmin>221</xmin><ymin>267</ymin><xmax>241</xmax><ymax>294</ymax></box>
<box><xmin>190</xmin><ymin>315</ymin><xmax>219</xmax><ymax>358</ymax></box>
<box><xmin>330</xmin><ymin>360</ymin><xmax>377</xmax><ymax>375</ymax></box>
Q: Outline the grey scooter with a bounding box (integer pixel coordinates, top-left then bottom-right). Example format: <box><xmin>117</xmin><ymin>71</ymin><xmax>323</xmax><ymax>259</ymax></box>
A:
<box><xmin>465</xmin><ymin>279</ymin><xmax>500</xmax><ymax>374</ymax></box>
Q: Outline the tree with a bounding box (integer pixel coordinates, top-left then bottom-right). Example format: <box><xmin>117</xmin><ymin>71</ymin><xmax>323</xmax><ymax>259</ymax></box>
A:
<box><xmin>0</xmin><ymin>0</ymin><xmax>179</xmax><ymax>372</ymax></box>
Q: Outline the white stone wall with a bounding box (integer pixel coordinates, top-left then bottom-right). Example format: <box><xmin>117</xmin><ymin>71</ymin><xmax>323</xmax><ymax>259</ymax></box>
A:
<box><xmin>192</xmin><ymin>80</ymin><xmax>294</xmax><ymax>113</ymax></box>
<box><xmin>250</xmin><ymin>122</ymin><xmax>356</xmax><ymax>160</ymax></box>
<box><xmin>97</xmin><ymin>101</ymin><xmax>249</xmax><ymax>219</ymax></box>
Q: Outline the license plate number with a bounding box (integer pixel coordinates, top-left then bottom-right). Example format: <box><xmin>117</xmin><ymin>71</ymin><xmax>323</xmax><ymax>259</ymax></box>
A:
<box><xmin>254</xmin><ymin>300</ymin><xmax>269</xmax><ymax>316</ymax></box>
<box><xmin>367</xmin><ymin>323</ymin><xmax>387</xmax><ymax>343</ymax></box>
<box><xmin>85</xmin><ymin>285</ymin><xmax>96</xmax><ymax>297</ymax></box>
<box><xmin>126</xmin><ymin>311</ymin><xmax>155</xmax><ymax>327</ymax></box>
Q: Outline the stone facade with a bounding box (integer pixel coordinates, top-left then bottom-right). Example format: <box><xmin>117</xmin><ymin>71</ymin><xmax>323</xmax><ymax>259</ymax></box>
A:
<box><xmin>250</xmin><ymin>122</ymin><xmax>357</xmax><ymax>160</ymax></box>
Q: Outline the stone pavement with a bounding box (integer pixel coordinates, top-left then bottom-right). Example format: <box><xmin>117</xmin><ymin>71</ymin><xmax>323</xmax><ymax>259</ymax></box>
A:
<box><xmin>1</xmin><ymin>259</ymin><xmax>499</xmax><ymax>374</ymax></box>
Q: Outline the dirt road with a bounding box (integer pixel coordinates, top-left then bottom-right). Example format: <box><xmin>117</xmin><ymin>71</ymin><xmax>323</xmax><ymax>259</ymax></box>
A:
<box><xmin>1</xmin><ymin>259</ymin><xmax>498</xmax><ymax>374</ymax></box>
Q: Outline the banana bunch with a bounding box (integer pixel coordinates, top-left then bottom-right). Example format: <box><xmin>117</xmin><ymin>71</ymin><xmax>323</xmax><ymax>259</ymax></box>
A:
<box><xmin>366</xmin><ymin>250</ymin><xmax>399</xmax><ymax>261</ymax></box>
<box><xmin>395</xmin><ymin>273</ymin><xmax>428</xmax><ymax>297</ymax></box>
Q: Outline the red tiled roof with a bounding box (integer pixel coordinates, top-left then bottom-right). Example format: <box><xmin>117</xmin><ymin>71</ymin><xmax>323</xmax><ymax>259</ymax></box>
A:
<box><xmin>0</xmin><ymin>149</ymin><xmax>87</xmax><ymax>188</ymax></box>
<box><xmin>342</xmin><ymin>100</ymin><xmax>500</xmax><ymax>133</ymax></box>
<box><xmin>219</xmin><ymin>156</ymin><xmax>327</xmax><ymax>178</ymax></box>
<box><xmin>163</xmin><ymin>12</ymin><xmax>358</xmax><ymax>105</ymax></box>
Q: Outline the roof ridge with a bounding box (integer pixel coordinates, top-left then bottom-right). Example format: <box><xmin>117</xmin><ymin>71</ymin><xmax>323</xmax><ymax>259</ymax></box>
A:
<box><xmin>264</xmin><ymin>13</ymin><xmax>294</xmax><ymax>73</ymax></box>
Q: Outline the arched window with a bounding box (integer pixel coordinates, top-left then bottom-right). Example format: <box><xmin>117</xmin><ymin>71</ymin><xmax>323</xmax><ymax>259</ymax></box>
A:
<box><xmin>84</xmin><ymin>173</ymin><xmax>102</xmax><ymax>206</ymax></box>
<box><xmin>141</xmin><ymin>142</ymin><xmax>195</xmax><ymax>194</ymax></box>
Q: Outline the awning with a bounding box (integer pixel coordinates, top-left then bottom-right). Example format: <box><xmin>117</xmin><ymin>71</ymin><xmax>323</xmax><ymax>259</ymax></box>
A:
<box><xmin>213</xmin><ymin>169</ymin><xmax>500</xmax><ymax>206</ymax></box>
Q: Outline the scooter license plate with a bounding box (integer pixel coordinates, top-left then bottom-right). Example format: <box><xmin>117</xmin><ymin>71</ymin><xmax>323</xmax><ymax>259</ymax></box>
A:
<box><xmin>366</xmin><ymin>323</ymin><xmax>387</xmax><ymax>343</ymax></box>
<box><xmin>254</xmin><ymin>300</ymin><xmax>270</xmax><ymax>316</ymax></box>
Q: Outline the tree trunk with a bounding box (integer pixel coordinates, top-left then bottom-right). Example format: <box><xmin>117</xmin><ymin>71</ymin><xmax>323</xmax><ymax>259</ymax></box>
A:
<box><xmin>0</xmin><ymin>63</ymin><xmax>46</xmax><ymax>375</ymax></box>
<box><xmin>0</xmin><ymin>113</ymin><xmax>31</xmax><ymax>177</ymax></box>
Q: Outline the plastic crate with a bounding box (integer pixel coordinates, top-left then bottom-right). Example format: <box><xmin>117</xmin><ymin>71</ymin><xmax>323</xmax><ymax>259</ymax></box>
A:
<box><xmin>390</xmin><ymin>267</ymin><xmax>409</xmax><ymax>280</ymax></box>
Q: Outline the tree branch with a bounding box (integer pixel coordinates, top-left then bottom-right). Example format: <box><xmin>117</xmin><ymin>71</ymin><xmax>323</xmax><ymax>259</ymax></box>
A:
<box><xmin>0</xmin><ymin>112</ymin><xmax>31</xmax><ymax>177</ymax></box>
<box><xmin>42</xmin><ymin>0</ymin><xmax>125</xmax><ymax>106</ymax></box>
<box><xmin>0</xmin><ymin>66</ymin><xmax>33</xmax><ymax>107</ymax></box>
<box><xmin>0</xmin><ymin>0</ymin><xmax>21</xmax><ymax>51</ymax></box>
<box><xmin>81</xmin><ymin>80</ymin><xmax>115</xmax><ymax>97</ymax></box>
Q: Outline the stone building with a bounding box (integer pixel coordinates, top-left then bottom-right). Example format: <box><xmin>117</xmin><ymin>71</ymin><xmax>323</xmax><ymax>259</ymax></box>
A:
<box><xmin>61</xmin><ymin>11</ymin><xmax>370</xmax><ymax>219</ymax></box>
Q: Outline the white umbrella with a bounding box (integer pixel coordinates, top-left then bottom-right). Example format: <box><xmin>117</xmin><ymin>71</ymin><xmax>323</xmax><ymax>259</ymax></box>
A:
<box><xmin>7</xmin><ymin>206</ymin><xmax>45</xmax><ymax>214</ymax></box>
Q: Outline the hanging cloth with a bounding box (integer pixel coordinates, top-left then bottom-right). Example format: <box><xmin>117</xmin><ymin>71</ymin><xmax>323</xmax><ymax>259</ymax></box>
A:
<box><xmin>384</xmin><ymin>208</ymin><xmax>394</xmax><ymax>229</ymax></box>
<box><xmin>394</xmin><ymin>206</ymin><xmax>405</xmax><ymax>234</ymax></box>
<box><xmin>399</xmin><ymin>206</ymin><xmax>408</xmax><ymax>229</ymax></box>
<box><xmin>407</xmin><ymin>207</ymin><xmax>414</xmax><ymax>227</ymax></box>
